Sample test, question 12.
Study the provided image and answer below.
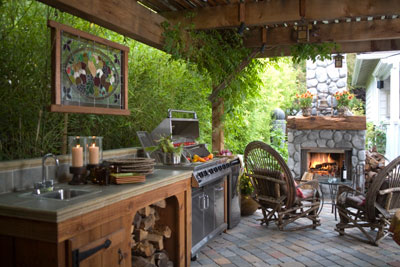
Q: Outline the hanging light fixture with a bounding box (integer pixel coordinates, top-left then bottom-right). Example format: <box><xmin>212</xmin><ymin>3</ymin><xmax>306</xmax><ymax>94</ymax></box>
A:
<box><xmin>294</xmin><ymin>19</ymin><xmax>311</xmax><ymax>43</ymax></box>
<box><xmin>334</xmin><ymin>54</ymin><xmax>344</xmax><ymax>68</ymax></box>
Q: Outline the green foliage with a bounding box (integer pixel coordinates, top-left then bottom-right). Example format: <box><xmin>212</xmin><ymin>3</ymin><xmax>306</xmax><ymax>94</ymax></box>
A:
<box><xmin>239</xmin><ymin>173</ymin><xmax>254</xmax><ymax>195</ymax></box>
<box><xmin>0</xmin><ymin>1</ymin><xmax>305</xmax><ymax>161</ymax></box>
<box><xmin>366</xmin><ymin>122</ymin><xmax>386</xmax><ymax>154</ymax></box>
<box><xmin>290</xmin><ymin>43</ymin><xmax>338</xmax><ymax>64</ymax></box>
<box><xmin>146</xmin><ymin>135</ymin><xmax>183</xmax><ymax>155</ymax></box>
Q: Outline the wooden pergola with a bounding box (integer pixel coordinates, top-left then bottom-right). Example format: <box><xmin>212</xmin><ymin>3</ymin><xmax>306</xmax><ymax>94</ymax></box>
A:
<box><xmin>39</xmin><ymin>0</ymin><xmax>400</xmax><ymax>150</ymax></box>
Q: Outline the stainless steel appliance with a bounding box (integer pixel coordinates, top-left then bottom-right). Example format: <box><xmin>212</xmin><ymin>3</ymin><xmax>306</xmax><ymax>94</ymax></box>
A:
<box><xmin>227</xmin><ymin>158</ymin><xmax>241</xmax><ymax>229</ymax></box>
<box><xmin>139</xmin><ymin>109</ymin><xmax>232</xmax><ymax>260</ymax></box>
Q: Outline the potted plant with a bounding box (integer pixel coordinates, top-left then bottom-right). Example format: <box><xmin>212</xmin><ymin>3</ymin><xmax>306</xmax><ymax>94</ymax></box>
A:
<box><xmin>334</xmin><ymin>90</ymin><xmax>354</xmax><ymax>116</ymax></box>
<box><xmin>239</xmin><ymin>173</ymin><xmax>259</xmax><ymax>216</ymax></box>
<box><xmin>146</xmin><ymin>136</ymin><xmax>183</xmax><ymax>165</ymax></box>
<box><xmin>295</xmin><ymin>91</ymin><xmax>314</xmax><ymax>116</ymax></box>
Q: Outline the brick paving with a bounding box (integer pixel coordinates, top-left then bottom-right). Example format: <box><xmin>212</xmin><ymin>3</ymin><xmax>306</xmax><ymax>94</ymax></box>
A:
<box><xmin>191</xmin><ymin>206</ymin><xmax>400</xmax><ymax>267</ymax></box>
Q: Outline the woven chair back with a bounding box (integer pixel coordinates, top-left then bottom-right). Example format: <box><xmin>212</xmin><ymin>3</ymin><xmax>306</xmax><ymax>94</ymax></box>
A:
<box><xmin>366</xmin><ymin>155</ymin><xmax>400</xmax><ymax>221</ymax></box>
<box><xmin>244</xmin><ymin>141</ymin><xmax>296</xmax><ymax>208</ymax></box>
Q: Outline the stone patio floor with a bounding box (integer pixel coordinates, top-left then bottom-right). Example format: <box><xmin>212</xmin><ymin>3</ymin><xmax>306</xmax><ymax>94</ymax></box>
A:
<box><xmin>192</xmin><ymin>206</ymin><xmax>400</xmax><ymax>267</ymax></box>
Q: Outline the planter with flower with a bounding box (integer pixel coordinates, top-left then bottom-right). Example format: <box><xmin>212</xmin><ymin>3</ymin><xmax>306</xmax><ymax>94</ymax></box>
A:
<box><xmin>295</xmin><ymin>91</ymin><xmax>314</xmax><ymax>116</ymax></box>
<box><xmin>334</xmin><ymin>90</ymin><xmax>354</xmax><ymax>116</ymax></box>
<box><xmin>239</xmin><ymin>173</ymin><xmax>259</xmax><ymax>216</ymax></box>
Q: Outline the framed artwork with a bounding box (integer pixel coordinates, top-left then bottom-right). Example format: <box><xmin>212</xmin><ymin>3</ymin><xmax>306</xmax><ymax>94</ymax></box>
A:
<box><xmin>48</xmin><ymin>20</ymin><xmax>130</xmax><ymax>115</ymax></box>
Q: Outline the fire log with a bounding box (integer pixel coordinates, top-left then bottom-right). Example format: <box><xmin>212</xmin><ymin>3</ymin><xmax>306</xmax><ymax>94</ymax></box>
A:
<box><xmin>134</xmin><ymin>240</ymin><xmax>156</xmax><ymax>257</ymax></box>
<box><xmin>147</xmin><ymin>233</ymin><xmax>164</xmax><ymax>250</ymax></box>
<box><xmin>151</xmin><ymin>224</ymin><xmax>172</xmax><ymax>239</ymax></box>
<box><xmin>140</xmin><ymin>214</ymin><xmax>156</xmax><ymax>231</ymax></box>
<box><xmin>152</xmin><ymin>199</ymin><xmax>167</xmax><ymax>208</ymax></box>
<box><xmin>135</xmin><ymin>229</ymin><xmax>149</xmax><ymax>242</ymax></box>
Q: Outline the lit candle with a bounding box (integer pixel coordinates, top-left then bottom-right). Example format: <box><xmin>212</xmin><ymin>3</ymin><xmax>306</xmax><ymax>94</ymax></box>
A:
<box><xmin>89</xmin><ymin>143</ymin><xmax>99</xmax><ymax>165</ymax></box>
<box><xmin>71</xmin><ymin>144</ymin><xmax>83</xmax><ymax>167</ymax></box>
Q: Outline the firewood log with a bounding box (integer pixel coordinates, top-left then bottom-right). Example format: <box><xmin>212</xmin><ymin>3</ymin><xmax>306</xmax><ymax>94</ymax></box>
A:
<box><xmin>134</xmin><ymin>240</ymin><xmax>155</xmax><ymax>257</ymax></box>
<box><xmin>134</xmin><ymin>229</ymin><xmax>149</xmax><ymax>242</ymax></box>
<box><xmin>152</xmin><ymin>200</ymin><xmax>167</xmax><ymax>208</ymax></box>
<box><xmin>134</xmin><ymin>212</ymin><xmax>142</xmax><ymax>229</ymax></box>
<box><xmin>132</xmin><ymin>256</ymin><xmax>156</xmax><ymax>267</ymax></box>
<box><xmin>154</xmin><ymin>251</ymin><xmax>169</xmax><ymax>267</ymax></box>
<box><xmin>147</xmin><ymin>233</ymin><xmax>164</xmax><ymax>250</ymax></box>
<box><xmin>140</xmin><ymin>214</ymin><xmax>155</xmax><ymax>231</ymax></box>
<box><xmin>139</xmin><ymin>206</ymin><xmax>152</xmax><ymax>217</ymax></box>
<box><xmin>151</xmin><ymin>224</ymin><xmax>172</xmax><ymax>239</ymax></box>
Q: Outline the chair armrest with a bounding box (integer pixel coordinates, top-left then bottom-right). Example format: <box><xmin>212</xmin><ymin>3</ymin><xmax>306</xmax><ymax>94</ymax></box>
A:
<box><xmin>337</xmin><ymin>184</ymin><xmax>365</xmax><ymax>196</ymax></box>
<box><xmin>375</xmin><ymin>202</ymin><xmax>392</xmax><ymax>219</ymax></box>
<box><xmin>379</xmin><ymin>187</ymin><xmax>400</xmax><ymax>195</ymax></box>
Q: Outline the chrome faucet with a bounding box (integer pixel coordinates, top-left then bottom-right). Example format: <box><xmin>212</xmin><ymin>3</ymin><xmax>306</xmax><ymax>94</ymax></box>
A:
<box><xmin>34</xmin><ymin>153</ymin><xmax>59</xmax><ymax>194</ymax></box>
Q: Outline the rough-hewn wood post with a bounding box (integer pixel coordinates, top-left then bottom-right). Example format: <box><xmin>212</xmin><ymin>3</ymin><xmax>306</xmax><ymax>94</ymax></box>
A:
<box><xmin>212</xmin><ymin>98</ymin><xmax>224</xmax><ymax>153</ymax></box>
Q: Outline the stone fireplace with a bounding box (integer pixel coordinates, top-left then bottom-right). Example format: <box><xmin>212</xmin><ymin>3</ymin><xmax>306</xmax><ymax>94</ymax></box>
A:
<box><xmin>287</xmin><ymin>117</ymin><xmax>366</xmax><ymax>187</ymax></box>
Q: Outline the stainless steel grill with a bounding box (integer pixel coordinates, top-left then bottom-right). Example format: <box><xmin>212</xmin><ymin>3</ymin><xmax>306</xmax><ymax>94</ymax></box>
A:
<box><xmin>138</xmin><ymin>109</ymin><xmax>232</xmax><ymax>260</ymax></box>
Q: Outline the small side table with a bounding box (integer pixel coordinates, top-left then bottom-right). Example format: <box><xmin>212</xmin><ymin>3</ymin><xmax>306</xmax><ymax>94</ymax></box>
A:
<box><xmin>318</xmin><ymin>177</ymin><xmax>352</xmax><ymax>220</ymax></box>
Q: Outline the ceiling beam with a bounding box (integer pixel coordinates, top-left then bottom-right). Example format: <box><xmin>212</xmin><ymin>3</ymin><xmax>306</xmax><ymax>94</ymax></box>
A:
<box><xmin>38</xmin><ymin>0</ymin><xmax>166</xmax><ymax>49</ymax></box>
<box><xmin>162</xmin><ymin>0</ymin><xmax>400</xmax><ymax>30</ymax></box>
<box><xmin>244</xmin><ymin>18</ymin><xmax>400</xmax><ymax>48</ymax></box>
<box><xmin>256</xmin><ymin>39</ymin><xmax>400</xmax><ymax>58</ymax></box>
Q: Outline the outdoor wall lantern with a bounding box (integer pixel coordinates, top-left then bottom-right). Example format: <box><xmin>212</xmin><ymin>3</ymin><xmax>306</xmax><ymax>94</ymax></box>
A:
<box><xmin>334</xmin><ymin>54</ymin><xmax>344</xmax><ymax>68</ymax></box>
<box><xmin>377</xmin><ymin>80</ymin><xmax>384</xmax><ymax>89</ymax></box>
<box><xmin>295</xmin><ymin>20</ymin><xmax>311</xmax><ymax>43</ymax></box>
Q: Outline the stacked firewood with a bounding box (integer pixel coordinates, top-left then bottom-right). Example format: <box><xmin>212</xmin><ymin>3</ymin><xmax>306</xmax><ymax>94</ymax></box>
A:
<box><xmin>131</xmin><ymin>200</ymin><xmax>173</xmax><ymax>267</ymax></box>
<box><xmin>365</xmin><ymin>149</ymin><xmax>386</xmax><ymax>190</ymax></box>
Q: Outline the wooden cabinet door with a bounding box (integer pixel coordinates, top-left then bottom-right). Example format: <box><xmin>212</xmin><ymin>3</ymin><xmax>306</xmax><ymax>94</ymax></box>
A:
<box><xmin>66</xmin><ymin>217</ymin><xmax>131</xmax><ymax>267</ymax></box>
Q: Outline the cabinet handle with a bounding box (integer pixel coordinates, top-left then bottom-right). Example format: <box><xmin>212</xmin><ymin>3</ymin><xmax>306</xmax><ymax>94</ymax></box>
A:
<box><xmin>118</xmin><ymin>248</ymin><xmax>124</xmax><ymax>265</ymax></box>
<box><xmin>205</xmin><ymin>195</ymin><xmax>210</xmax><ymax>209</ymax></box>
<box><xmin>72</xmin><ymin>239</ymin><xmax>112</xmax><ymax>267</ymax></box>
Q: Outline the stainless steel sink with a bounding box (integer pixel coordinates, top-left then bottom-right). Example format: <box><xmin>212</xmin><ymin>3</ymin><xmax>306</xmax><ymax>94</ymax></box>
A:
<box><xmin>40</xmin><ymin>189</ymin><xmax>90</xmax><ymax>200</ymax></box>
<box><xmin>19</xmin><ymin>188</ymin><xmax>99</xmax><ymax>201</ymax></box>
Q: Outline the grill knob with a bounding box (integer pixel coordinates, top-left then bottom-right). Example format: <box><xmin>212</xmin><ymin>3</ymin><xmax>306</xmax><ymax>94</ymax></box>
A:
<box><xmin>198</xmin><ymin>172</ymin><xmax>204</xmax><ymax>178</ymax></box>
<box><xmin>203</xmin><ymin>170</ymin><xmax>208</xmax><ymax>176</ymax></box>
<box><xmin>213</xmin><ymin>167</ymin><xmax>218</xmax><ymax>172</ymax></box>
<box><xmin>218</xmin><ymin>166</ymin><xmax>222</xmax><ymax>171</ymax></box>
<box><xmin>209</xmin><ymin>169</ymin><xmax>214</xmax><ymax>174</ymax></box>
<box><xmin>222</xmin><ymin>164</ymin><xmax>226</xmax><ymax>169</ymax></box>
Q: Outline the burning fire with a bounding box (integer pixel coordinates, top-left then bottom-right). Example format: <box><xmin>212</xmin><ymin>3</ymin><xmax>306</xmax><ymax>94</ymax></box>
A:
<box><xmin>309</xmin><ymin>153</ymin><xmax>335</xmax><ymax>169</ymax></box>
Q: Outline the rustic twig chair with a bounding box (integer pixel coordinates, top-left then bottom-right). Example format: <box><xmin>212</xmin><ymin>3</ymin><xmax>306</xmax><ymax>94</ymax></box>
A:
<box><xmin>244</xmin><ymin>141</ymin><xmax>321</xmax><ymax>231</ymax></box>
<box><xmin>335</xmin><ymin>155</ymin><xmax>400</xmax><ymax>245</ymax></box>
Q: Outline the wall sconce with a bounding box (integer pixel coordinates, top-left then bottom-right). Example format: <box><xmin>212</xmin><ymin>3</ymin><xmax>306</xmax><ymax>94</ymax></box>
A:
<box><xmin>294</xmin><ymin>20</ymin><xmax>311</xmax><ymax>43</ymax></box>
<box><xmin>334</xmin><ymin>54</ymin><xmax>344</xmax><ymax>68</ymax></box>
<box><xmin>377</xmin><ymin>80</ymin><xmax>384</xmax><ymax>89</ymax></box>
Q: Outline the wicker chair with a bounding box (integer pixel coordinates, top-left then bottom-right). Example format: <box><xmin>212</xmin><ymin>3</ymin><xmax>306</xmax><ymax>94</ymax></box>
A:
<box><xmin>335</xmin><ymin>155</ymin><xmax>400</xmax><ymax>245</ymax></box>
<box><xmin>244</xmin><ymin>141</ymin><xmax>321</xmax><ymax>231</ymax></box>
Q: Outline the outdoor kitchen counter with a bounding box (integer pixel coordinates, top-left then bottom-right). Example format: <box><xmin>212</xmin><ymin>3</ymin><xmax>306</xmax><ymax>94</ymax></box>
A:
<box><xmin>0</xmin><ymin>168</ymin><xmax>192</xmax><ymax>267</ymax></box>
<box><xmin>0</xmin><ymin>168</ymin><xmax>192</xmax><ymax>223</ymax></box>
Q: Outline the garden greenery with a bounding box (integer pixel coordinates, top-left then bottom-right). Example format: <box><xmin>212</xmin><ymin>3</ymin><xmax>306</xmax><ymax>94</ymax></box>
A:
<box><xmin>0</xmin><ymin>0</ymin><xmax>315</xmax><ymax>161</ymax></box>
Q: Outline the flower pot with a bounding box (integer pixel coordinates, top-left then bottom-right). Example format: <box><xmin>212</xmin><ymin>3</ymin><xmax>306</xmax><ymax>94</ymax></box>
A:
<box><xmin>240</xmin><ymin>195</ymin><xmax>259</xmax><ymax>216</ymax></box>
<box><xmin>337</xmin><ymin>106</ymin><xmax>348</xmax><ymax>117</ymax></box>
<box><xmin>302</xmin><ymin>107</ymin><xmax>312</xmax><ymax>117</ymax></box>
<box><xmin>162</xmin><ymin>152</ymin><xmax>181</xmax><ymax>165</ymax></box>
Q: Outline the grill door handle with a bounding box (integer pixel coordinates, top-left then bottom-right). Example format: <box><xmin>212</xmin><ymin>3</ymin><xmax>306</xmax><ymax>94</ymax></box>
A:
<box><xmin>215</xmin><ymin>186</ymin><xmax>224</xmax><ymax>192</ymax></box>
<box><xmin>205</xmin><ymin>195</ymin><xmax>210</xmax><ymax>209</ymax></box>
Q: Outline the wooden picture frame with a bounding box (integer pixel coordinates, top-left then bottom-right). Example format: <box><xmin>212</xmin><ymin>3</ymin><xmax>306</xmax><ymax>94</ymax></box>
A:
<box><xmin>48</xmin><ymin>20</ymin><xmax>130</xmax><ymax>115</ymax></box>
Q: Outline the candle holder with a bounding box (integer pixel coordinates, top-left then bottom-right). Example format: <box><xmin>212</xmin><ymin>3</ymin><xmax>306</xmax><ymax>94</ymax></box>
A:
<box><xmin>86</xmin><ymin>136</ymin><xmax>103</xmax><ymax>183</ymax></box>
<box><xmin>68</xmin><ymin>136</ymin><xmax>87</xmax><ymax>185</ymax></box>
<box><xmin>86</xmin><ymin>136</ymin><xmax>103</xmax><ymax>165</ymax></box>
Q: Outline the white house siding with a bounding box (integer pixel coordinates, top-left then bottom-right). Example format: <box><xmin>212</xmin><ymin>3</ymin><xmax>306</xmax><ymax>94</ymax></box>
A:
<box><xmin>365</xmin><ymin>77</ymin><xmax>380</xmax><ymax>124</ymax></box>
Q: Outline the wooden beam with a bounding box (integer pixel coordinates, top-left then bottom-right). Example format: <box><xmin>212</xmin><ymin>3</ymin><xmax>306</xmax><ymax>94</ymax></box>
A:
<box><xmin>38</xmin><ymin>0</ymin><xmax>165</xmax><ymax>49</ymax></box>
<box><xmin>162</xmin><ymin>0</ymin><xmax>400</xmax><ymax>30</ymax></box>
<box><xmin>256</xmin><ymin>39</ymin><xmax>400</xmax><ymax>58</ymax></box>
<box><xmin>287</xmin><ymin>116</ymin><xmax>367</xmax><ymax>130</ymax></box>
<box><xmin>245</xmin><ymin>18</ymin><xmax>400</xmax><ymax>48</ymax></box>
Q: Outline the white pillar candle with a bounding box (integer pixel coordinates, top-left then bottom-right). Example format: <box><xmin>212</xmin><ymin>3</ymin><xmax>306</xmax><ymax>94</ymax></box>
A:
<box><xmin>72</xmin><ymin>145</ymin><xmax>83</xmax><ymax>167</ymax></box>
<box><xmin>89</xmin><ymin>143</ymin><xmax>99</xmax><ymax>165</ymax></box>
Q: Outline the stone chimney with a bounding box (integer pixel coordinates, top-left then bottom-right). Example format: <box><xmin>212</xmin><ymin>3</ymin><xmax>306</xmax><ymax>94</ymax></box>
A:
<box><xmin>306</xmin><ymin>56</ymin><xmax>347</xmax><ymax>115</ymax></box>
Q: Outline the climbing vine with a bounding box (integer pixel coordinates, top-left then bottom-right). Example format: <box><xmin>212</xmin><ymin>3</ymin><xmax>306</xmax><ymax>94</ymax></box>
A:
<box><xmin>290</xmin><ymin>42</ymin><xmax>339</xmax><ymax>64</ymax></box>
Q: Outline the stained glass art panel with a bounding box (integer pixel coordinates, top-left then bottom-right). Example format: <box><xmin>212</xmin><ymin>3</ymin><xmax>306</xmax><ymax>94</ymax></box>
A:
<box><xmin>48</xmin><ymin>20</ymin><xmax>130</xmax><ymax>115</ymax></box>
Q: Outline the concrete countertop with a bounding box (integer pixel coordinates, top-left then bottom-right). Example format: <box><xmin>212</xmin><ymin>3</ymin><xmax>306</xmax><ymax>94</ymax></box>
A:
<box><xmin>0</xmin><ymin>169</ymin><xmax>192</xmax><ymax>223</ymax></box>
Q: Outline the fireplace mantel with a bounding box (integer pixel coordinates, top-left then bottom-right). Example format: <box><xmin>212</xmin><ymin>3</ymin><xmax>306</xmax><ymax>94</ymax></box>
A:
<box><xmin>287</xmin><ymin>116</ymin><xmax>366</xmax><ymax>130</ymax></box>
